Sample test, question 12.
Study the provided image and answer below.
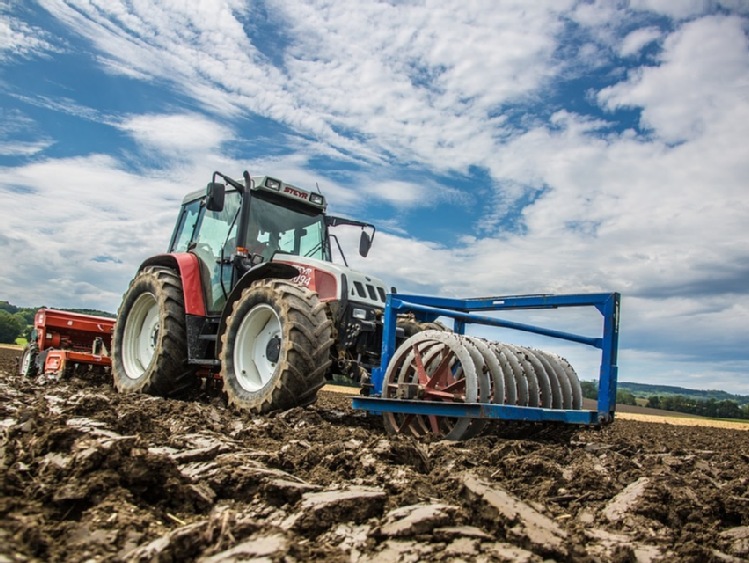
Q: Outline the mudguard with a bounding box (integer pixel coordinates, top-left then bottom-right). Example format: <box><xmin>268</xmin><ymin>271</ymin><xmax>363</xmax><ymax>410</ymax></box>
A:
<box><xmin>139</xmin><ymin>253</ymin><xmax>207</xmax><ymax>316</ymax></box>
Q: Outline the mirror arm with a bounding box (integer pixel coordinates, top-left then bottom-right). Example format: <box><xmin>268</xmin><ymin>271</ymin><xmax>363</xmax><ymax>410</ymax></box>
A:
<box><xmin>213</xmin><ymin>171</ymin><xmax>245</xmax><ymax>192</ymax></box>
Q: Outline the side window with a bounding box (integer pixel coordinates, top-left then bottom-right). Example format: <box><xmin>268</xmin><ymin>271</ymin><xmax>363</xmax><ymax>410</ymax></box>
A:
<box><xmin>193</xmin><ymin>192</ymin><xmax>241</xmax><ymax>313</ymax></box>
<box><xmin>170</xmin><ymin>200</ymin><xmax>201</xmax><ymax>252</ymax></box>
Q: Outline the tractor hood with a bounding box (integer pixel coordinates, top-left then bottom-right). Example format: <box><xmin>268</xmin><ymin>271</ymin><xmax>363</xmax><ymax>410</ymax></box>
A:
<box><xmin>273</xmin><ymin>255</ymin><xmax>388</xmax><ymax>309</ymax></box>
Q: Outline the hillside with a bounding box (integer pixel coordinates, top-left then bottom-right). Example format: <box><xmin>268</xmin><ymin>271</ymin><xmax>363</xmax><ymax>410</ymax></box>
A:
<box><xmin>618</xmin><ymin>381</ymin><xmax>749</xmax><ymax>406</ymax></box>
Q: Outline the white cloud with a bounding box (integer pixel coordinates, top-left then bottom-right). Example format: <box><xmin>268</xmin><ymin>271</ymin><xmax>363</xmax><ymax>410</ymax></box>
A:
<box><xmin>599</xmin><ymin>16</ymin><xmax>749</xmax><ymax>144</ymax></box>
<box><xmin>0</xmin><ymin>109</ymin><xmax>54</xmax><ymax>156</ymax></box>
<box><xmin>0</xmin><ymin>140</ymin><xmax>54</xmax><ymax>156</ymax></box>
<box><xmin>366</xmin><ymin>181</ymin><xmax>428</xmax><ymax>205</ymax></box>
<box><xmin>0</xmin><ymin>13</ymin><xmax>61</xmax><ymax>61</ymax></box>
<box><xmin>7</xmin><ymin>94</ymin><xmax>108</xmax><ymax>123</ymax></box>
<box><xmin>619</xmin><ymin>26</ymin><xmax>662</xmax><ymax>57</ymax></box>
<box><xmin>0</xmin><ymin>155</ymin><xmax>182</xmax><ymax>310</ymax></box>
<box><xmin>630</xmin><ymin>0</ymin><xmax>749</xmax><ymax>19</ymax></box>
<box><xmin>118</xmin><ymin>113</ymin><xmax>235</xmax><ymax>155</ymax></box>
<box><xmin>34</xmin><ymin>1</ymin><xmax>579</xmax><ymax>171</ymax></box>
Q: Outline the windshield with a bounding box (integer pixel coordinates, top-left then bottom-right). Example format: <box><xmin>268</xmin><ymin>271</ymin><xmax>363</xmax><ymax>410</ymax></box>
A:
<box><xmin>248</xmin><ymin>195</ymin><xmax>328</xmax><ymax>261</ymax></box>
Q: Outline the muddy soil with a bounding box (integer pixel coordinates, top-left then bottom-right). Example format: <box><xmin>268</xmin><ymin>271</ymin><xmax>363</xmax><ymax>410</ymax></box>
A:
<box><xmin>1</xmin><ymin>346</ymin><xmax>747</xmax><ymax>562</ymax></box>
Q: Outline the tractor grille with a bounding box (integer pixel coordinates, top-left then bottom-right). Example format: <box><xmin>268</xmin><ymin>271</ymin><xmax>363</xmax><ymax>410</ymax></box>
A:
<box><xmin>353</xmin><ymin>281</ymin><xmax>387</xmax><ymax>303</ymax></box>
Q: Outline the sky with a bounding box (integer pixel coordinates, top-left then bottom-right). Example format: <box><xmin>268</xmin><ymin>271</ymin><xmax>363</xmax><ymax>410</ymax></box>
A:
<box><xmin>1</xmin><ymin>1</ymin><xmax>748</xmax><ymax>394</ymax></box>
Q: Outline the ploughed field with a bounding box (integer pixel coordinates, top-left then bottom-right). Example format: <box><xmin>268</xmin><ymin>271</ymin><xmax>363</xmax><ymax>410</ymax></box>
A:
<box><xmin>1</xmin><ymin>345</ymin><xmax>748</xmax><ymax>562</ymax></box>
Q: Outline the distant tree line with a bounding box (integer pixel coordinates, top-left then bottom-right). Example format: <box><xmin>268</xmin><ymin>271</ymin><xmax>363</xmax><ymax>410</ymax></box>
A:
<box><xmin>616</xmin><ymin>381</ymin><xmax>748</xmax><ymax>405</ymax></box>
<box><xmin>580</xmin><ymin>380</ymin><xmax>749</xmax><ymax>420</ymax></box>
<box><xmin>580</xmin><ymin>381</ymin><xmax>637</xmax><ymax>406</ymax></box>
<box><xmin>646</xmin><ymin>395</ymin><xmax>749</xmax><ymax>420</ymax></box>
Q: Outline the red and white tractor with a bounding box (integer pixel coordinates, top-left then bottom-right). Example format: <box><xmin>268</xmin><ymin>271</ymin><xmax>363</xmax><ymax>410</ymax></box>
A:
<box><xmin>112</xmin><ymin>171</ymin><xmax>389</xmax><ymax>412</ymax></box>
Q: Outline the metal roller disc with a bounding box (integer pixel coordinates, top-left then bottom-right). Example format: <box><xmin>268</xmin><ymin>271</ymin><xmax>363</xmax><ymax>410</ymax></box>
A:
<box><xmin>397</xmin><ymin>338</ymin><xmax>444</xmax><ymax>384</ymax></box>
<box><xmin>384</xmin><ymin>336</ymin><xmax>438</xmax><ymax>437</ymax></box>
<box><xmin>506</xmin><ymin>344</ymin><xmax>540</xmax><ymax>408</ymax></box>
<box><xmin>393</xmin><ymin>336</ymin><xmax>448</xmax><ymax>436</ymax></box>
<box><xmin>526</xmin><ymin>348</ymin><xmax>563</xmax><ymax>409</ymax></box>
<box><xmin>490</xmin><ymin>344</ymin><xmax>516</xmax><ymax>405</ymax></box>
<box><xmin>491</xmin><ymin>342</ymin><xmax>526</xmax><ymax>405</ymax></box>
<box><xmin>459</xmin><ymin>336</ymin><xmax>491</xmax><ymax>439</ymax></box>
<box><xmin>382</xmin><ymin>330</ymin><xmax>480</xmax><ymax>440</ymax></box>
<box><xmin>460</xmin><ymin>337</ymin><xmax>491</xmax><ymax>404</ymax></box>
<box><xmin>520</xmin><ymin>347</ymin><xmax>555</xmax><ymax>409</ymax></box>
<box><xmin>552</xmin><ymin>353</ymin><xmax>583</xmax><ymax>410</ymax></box>
<box><xmin>466</xmin><ymin>336</ymin><xmax>505</xmax><ymax>406</ymax></box>
<box><xmin>534</xmin><ymin>349</ymin><xmax>573</xmax><ymax>409</ymax></box>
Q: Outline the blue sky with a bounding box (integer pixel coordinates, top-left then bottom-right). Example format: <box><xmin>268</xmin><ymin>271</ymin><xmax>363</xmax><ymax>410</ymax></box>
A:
<box><xmin>1</xmin><ymin>1</ymin><xmax>748</xmax><ymax>393</ymax></box>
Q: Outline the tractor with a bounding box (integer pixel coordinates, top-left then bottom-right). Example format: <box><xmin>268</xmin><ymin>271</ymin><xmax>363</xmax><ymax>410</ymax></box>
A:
<box><xmin>112</xmin><ymin>169</ymin><xmax>621</xmax><ymax>440</ymax></box>
<box><xmin>112</xmin><ymin>171</ymin><xmax>390</xmax><ymax>412</ymax></box>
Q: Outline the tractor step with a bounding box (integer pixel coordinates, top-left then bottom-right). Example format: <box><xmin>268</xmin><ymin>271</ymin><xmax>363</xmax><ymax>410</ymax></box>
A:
<box><xmin>189</xmin><ymin>359</ymin><xmax>221</xmax><ymax>367</ymax></box>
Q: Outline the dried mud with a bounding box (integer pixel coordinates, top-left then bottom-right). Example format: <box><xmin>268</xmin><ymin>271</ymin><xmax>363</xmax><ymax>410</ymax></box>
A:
<box><xmin>1</xmin><ymin>346</ymin><xmax>748</xmax><ymax>562</ymax></box>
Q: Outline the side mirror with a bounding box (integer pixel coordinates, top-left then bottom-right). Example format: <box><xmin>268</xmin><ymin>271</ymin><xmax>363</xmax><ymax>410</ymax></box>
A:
<box><xmin>205</xmin><ymin>182</ymin><xmax>225</xmax><ymax>212</ymax></box>
<box><xmin>359</xmin><ymin>230</ymin><xmax>372</xmax><ymax>257</ymax></box>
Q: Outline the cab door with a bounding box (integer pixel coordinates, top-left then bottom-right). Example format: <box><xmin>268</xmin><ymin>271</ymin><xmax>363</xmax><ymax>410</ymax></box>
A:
<box><xmin>171</xmin><ymin>192</ymin><xmax>241</xmax><ymax>313</ymax></box>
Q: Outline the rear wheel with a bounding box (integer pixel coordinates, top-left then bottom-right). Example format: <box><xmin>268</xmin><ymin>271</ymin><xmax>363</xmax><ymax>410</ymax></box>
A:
<box><xmin>220</xmin><ymin>279</ymin><xmax>333</xmax><ymax>413</ymax></box>
<box><xmin>18</xmin><ymin>345</ymin><xmax>38</xmax><ymax>377</ymax></box>
<box><xmin>112</xmin><ymin>267</ymin><xmax>192</xmax><ymax>396</ymax></box>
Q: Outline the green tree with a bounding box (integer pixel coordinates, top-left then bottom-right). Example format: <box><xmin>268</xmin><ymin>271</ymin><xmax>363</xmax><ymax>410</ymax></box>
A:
<box><xmin>715</xmin><ymin>400</ymin><xmax>742</xmax><ymax>419</ymax></box>
<box><xmin>17</xmin><ymin>309</ymin><xmax>35</xmax><ymax>325</ymax></box>
<box><xmin>646</xmin><ymin>395</ymin><xmax>661</xmax><ymax>409</ymax></box>
<box><xmin>0</xmin><ymin>310</ymin><xmax>23</xmax><ymax>343</ymax></box>
<box><xmin>616</xmin><ymin>389</ymin><xmax>637</xmax><ymax>406</ymax></box>
<box><xmin>0</xmin><ymin>301</ymin><xmax>18</xmax><ymax>314</ymax></box>
<box><xmin>580</xmin><ymin>380</ymin><xmax>598</xmax><ymax>400</ymax></box>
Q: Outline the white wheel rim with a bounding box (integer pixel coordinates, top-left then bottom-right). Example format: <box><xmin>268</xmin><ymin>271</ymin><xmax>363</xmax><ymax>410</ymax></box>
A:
<box><xmin>122</xmin><ymin>292</ymin><xmax>160</xmax><ymax>380</ymax></box>
<box><xmin>21</xmin><ymin>350</ymin><xmax>32</xmax><ymax>374</ymax></box>
<box><xmin>234</xmin><ymin>304</ymin><xmax>281</xmax><ymax>392</ymax></box>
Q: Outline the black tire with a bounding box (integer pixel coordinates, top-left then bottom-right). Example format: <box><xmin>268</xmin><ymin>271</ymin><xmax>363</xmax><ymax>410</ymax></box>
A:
<box><xmin>397</xmin><ymin>315</ymin><xmax>450</xmax><ymax>339</ymax></box>
<box><xmin>220</xmin><ymin>279</ymin><xmax>333</xmax><ymax>413</ymax></box>
<box><xmin>112</xmin><ymin>267</ymin><xmax>192</xmax><ymax>396</ymax></box>
<box><xmin>18</xmin><ymin>345</ymin><xmax>38</xmax><ymax>377</ymax></box>
<box><xmin>396</xmin><ymin>316</ymin><xmax>422</xmax><ymax>339</ymax></box>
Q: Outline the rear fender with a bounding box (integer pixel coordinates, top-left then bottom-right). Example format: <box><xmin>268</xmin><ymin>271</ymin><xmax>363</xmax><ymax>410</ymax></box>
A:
<box><xmin>214</xmin><ymin>262</ymin><xmax>300</xmax><ymax>357</ymax></box>
<box><xmin>139</xmin><ymin>253</ymin><xmax>206</xmax><ymax>316</ymax></box>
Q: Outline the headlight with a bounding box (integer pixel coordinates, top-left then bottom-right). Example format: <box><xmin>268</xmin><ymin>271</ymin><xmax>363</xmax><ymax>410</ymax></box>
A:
<box><xmin>265</xmin><ymin>177</ymin><xmax>281</xmax><ymax>191</ymax></box>
<box><xmin>310</xmin><ymin>193</ymin><xmax>325</xmax><ymax>206</ymax></box>
<box><xmin>352</xmin><ymin>308</ymin><xmax>368</xmax><ymax>320</ymax></box>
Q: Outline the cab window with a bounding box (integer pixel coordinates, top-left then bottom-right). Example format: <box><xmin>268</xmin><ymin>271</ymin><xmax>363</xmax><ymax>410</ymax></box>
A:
<box><xmin>170</xmin><ymin>200</ymin><xmax>201</xmax><ymax>252</ymax></box>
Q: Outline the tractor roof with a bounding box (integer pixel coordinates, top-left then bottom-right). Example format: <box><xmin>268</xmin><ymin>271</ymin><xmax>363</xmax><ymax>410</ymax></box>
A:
<box><xmin>181</xmin><ymin>176</ymin><xmax>326</xmax><ymax>210</ymax></box>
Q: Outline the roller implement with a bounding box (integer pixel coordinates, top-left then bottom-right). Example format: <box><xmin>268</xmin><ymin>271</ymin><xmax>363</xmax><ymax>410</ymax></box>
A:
<box><xmin>353</xmin><ymin>292</ymin><xmax>620</xmax><ymax>440</ymax></box>
<box><xmin>113</xmin><ymin>170</ymin><xmax>621</xmax><ymax>440</ymax></box>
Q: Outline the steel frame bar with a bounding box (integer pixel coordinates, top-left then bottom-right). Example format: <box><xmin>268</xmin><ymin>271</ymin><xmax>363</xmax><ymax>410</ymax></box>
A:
<box><xmin>351</xmin><ymin>397</ymin><xmax>600</xmax><ymax>424</ymax></box>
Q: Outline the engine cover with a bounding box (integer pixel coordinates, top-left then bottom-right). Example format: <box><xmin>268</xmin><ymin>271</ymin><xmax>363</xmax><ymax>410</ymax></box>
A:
<box><xmin>273</xmin><ymin>255</ymin><xmax>388</xmax><ymax>309</ymax></box>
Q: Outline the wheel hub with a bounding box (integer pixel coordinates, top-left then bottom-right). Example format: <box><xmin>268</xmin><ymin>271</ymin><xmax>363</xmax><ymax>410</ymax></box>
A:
<box><xmin>122</xmin><ymin>292</ymin><xmax>159</xmax><ymax>380</ymax></box>
<box><xmin>233</xmin><ymin>304</ymin><xmax>283</xmax><ymax>393</ymax></box>
<box><xmin>265</xmin><ymin>335</ymin><xmax>281</xmax><ymax>364</ymax></box>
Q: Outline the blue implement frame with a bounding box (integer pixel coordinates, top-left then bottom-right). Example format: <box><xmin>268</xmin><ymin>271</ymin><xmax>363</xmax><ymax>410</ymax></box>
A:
<box><xmin>352</xmin><ymin>292</ymin><xmax>621</xmax><ymax>426</ymax></box>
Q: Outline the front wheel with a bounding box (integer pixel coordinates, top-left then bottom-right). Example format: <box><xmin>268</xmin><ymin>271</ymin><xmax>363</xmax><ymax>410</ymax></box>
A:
<box><xmin>112</xmin><ymin>267</ymin><xmax>190</xmax><ymax>396</ymax></box>
<box><xmin>220</xmin><ymin>279</ymin><xmax>333</xmax><ymax>413</ymax></box>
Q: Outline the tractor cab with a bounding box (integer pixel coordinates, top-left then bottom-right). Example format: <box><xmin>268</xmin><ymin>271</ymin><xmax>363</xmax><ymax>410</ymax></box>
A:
<box><xmin>168</xmin><ymin>174</ymin><xmax>347</xmax><ymax>314</ymax></box>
